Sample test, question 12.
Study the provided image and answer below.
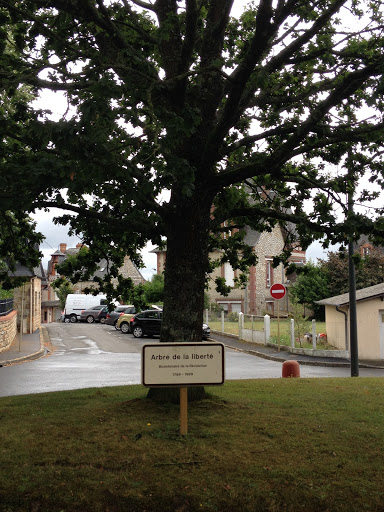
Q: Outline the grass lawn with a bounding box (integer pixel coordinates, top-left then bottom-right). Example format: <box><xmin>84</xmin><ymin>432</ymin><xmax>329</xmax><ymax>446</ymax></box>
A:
<box><xmin>209</xmin><ymin>319</ymin><xmax>328</xmax><ymax>348</ymax></box>
<box><xmin>1</xmin><ymin>378</ymin><xmax>384</xmax><ymax>511</ymax></box>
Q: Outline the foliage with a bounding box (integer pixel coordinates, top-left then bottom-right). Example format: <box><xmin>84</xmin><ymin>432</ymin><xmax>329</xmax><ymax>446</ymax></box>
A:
<box><xmin>143</xmin><ymin>273</ymin><xmax>164</xmax><ymax>304</ymax></box>
<box><xmin>53</xmin><ymin>280</ymin><xmax>74</xmax><ymax>310</ymax></box>
<box><xmin>0</xmin><ymin>25</ymin><xmax>44</xmax><ymax>283</ymax></box>
<box><xmin>289</xmin><ymin>292</ymin><xmax>311</xmax><ymax>347</ymax></box>
<box><xmin>289</xmin><ymin>261</ymin><xmax>329</xmax><ymax>320</ymax></box>
<box><xmin>55</xmin><ymin>247</ymin><xmax>142</xmax><ymax>306</ymax></box>
<box><xmin>0</xmin><ymin>286</ymin><xmax>13</xmax><ymax>299</ymax></box>
<box><xmin>227</xmin><ymin>311</ymin><xmax>239</xmax><ymax>323</ymax></box>
<box><xmin>0</xmin><ymin>213</ymin><xmax>43</xmax><ymax>289</ymax></box>
<box><xmin>319</xmin><ymin>247</ymin><xmax>384</xmax><ymax>297</ymax></box>
<box><xmin>203</xmin><ymin>292</ymin><xmax>211</xmax><ymax>310</ymax></box>
<box><xmin>1</xmin><ymin>1</ymin><xmax>384</xmax><ymax>344</ymax></box>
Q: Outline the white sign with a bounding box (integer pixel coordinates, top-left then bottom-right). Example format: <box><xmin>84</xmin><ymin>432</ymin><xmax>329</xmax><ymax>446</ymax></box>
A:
<box><xmin>142</xmin><ymin>343</ymin><xmax>225</xmax><ymax>387</ymax></box>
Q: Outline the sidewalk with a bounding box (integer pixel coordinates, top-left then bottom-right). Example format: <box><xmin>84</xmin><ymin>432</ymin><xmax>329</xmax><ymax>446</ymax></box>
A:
<box><xmin>210</xmin><ymin>331</ymin><xmax>384</xmax><ymax>369</ymax></box>
<box><xmin>0</xmin><ymin>327</ymin><xmax>47</xmax><ymax>366</ymax></box>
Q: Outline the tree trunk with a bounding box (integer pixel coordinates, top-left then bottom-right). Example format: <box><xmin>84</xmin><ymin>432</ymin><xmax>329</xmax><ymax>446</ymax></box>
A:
<box><xmin>147</xmin><ymin>189</ymin><xmax>213</xmax><ymax>403</ymax></box>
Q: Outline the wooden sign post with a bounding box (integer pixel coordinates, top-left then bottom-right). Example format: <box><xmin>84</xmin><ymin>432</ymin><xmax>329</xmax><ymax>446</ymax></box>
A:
<box><xmin>180</xmin><ymin>387</ymin><xmax>188</xmax><ymax>435</ymax></box>
<box><xmin>142</xmin><ymin>343</ymin><xmax>225</xmax><ymax>436</ymax></box>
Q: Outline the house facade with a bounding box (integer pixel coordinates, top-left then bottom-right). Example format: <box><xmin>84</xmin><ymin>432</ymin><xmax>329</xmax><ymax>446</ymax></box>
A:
<box><xmin>10</xmin><ymin>264</ymin><xmax>45</xmax><ymax>334</ymax></box>
<box><xmin>317</xmin><ymin>283</ymin><xmax>384</xmax><ymax>360</ymax></box>
<box><xmin>152</xmin><ymin>225</ymin><xmax>306</xmax><ymax>316</ymax></box>
<box><xmin>44</xmin><ymin>243</ymin><xmax>146</xmax><ymax>320</ymax></box>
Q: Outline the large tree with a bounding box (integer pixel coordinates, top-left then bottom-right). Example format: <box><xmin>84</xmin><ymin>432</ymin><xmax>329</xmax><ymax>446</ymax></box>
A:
<box><xmin>320</xmin><ymin>248</ymin><xmax>384</xmax><ymax>297</ymax></box>
<box><xmin>1</xmin><ymin>0</ymin><xmax>384</xmax><ymax>348</ymax></box>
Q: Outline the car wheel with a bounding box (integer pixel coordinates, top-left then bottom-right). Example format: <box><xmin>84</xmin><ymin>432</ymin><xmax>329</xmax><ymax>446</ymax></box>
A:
<box><xmin>70</xmin><ymin>315</ymin><xmax>77</xmax><ymax>323</ymax></box>
<box><xmin>120</xmin><ymin>322</ymin><xmax>130</xmax><ymax>334</ymax></box>
<box><xmin>132</xmin><ymin>326</ymin><xmax>144</xmax><ymax>338</ymax></box>
<box><xmin>100</xmin><ymin>317</ymin><xmax>106</xmax><ymax>324</ymax></box>
<box><xmin>64</xmin><ymin>317</ymin><xmax>71</xmax><ymax>323</ymax></box>
<box><xmin>114</xmin><ymin>320</ymin><xmax>119</xmax><ymax>330</ymax></box>
<box><xmin>86</xmin><ymin>315</ymin><xmax>95</xmax><ymax>324</ymax></box>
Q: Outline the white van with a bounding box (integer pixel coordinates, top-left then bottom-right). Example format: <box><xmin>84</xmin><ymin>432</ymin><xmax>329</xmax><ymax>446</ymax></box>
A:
<box><xmin>64</xmin><ymin>294</ymin><xmax>109</xmax><ymax>323</ymax></box>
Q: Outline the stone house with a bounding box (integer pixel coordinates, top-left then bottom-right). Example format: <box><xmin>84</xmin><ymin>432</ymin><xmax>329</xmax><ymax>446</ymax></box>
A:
<box><xmin>9</xmin><ymin>263</ymin><xmax>45</xmax><ymax>334</ymax></box>
<box><xmin>44</xmin><ymin>243</ymin><xmax>146</xmax><ymax>320</ymax></box>
<box><xmin>152</xmin><ymin>225</ymin><xmax>306</xmax><ymax>316</ymax></box>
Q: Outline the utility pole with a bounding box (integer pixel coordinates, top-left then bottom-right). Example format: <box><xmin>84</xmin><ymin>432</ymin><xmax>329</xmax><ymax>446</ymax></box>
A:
<box><xmin>347</xmin><ymin>162</ymin><xmax>359</xmax><ymax>377</ymax></box>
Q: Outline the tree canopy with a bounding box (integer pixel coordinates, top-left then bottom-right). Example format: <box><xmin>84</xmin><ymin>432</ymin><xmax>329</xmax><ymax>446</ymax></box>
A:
<box><xmin>289</xmin><ymin>261</ymin><xmax>329</xmax><ymax>319</ymax></box>
<box><xmin>1</xmin><ymin>0</ymin><xmax>384</xmax><ymax>342</ymax></box>
<box><xmin>319</xmin><ymin>247</ymin><xmax>384</xmax><ymax>297</ymax></box>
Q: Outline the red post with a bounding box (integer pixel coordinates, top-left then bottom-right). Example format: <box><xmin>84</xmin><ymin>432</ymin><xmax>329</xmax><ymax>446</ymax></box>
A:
<box><xmin>282</xmin><ymin>360</ymin><xmax>300</xmax><ymax>378</ymax></box>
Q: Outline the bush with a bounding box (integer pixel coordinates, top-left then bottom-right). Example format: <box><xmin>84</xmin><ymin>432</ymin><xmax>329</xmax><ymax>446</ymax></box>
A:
<box><xmin>227</xmin><ymin>311</ymin><xmax>239</xmax><ymax>322</ymax></box>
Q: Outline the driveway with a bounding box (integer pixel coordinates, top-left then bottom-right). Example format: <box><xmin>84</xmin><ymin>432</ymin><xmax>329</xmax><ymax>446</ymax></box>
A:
<box><xmin>0</xmin><ymin>322</ymin><xmax>384</xmax><ymax>397</ymax></box>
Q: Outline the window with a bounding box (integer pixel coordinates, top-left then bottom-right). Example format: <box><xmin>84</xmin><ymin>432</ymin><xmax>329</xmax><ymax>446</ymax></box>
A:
<box><xmin>222</xmin><ymin>220</ymin><xmax>232</xmax><ymax>240</ymax></box>
<box><xmin>266</xmin><ymin>259</ymin><xmax>273</xmax><ymax>288</ymax></box>
<box><xmin>144</xmin><ymin>311</ymin><xmax>159</xmax><ymax>319</ymax></box>
<box><xmin>231</xmin><ymin>303</ymin><xmax>242</xmax><ymax>313</ymax></box>
<box><xmin>224</xmin><ymin>262</ymin><xmax>234</xmax><ymax>287</ymax></box>
<box><xmin>216</xmin><ymin>301</ymin><xmax>242</xmax><ymax>314</ymax></box>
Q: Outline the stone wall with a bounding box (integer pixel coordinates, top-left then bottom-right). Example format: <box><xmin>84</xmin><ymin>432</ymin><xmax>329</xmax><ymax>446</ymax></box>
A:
<box><xmin>0</xmin><ymin>310</ymin><xmax>17</xmax><ymax>353</ymax></box>
<box><xmin>13</xmin><ymin>278</ymin><xmax>41</xmax><ymax>334</ymax></box>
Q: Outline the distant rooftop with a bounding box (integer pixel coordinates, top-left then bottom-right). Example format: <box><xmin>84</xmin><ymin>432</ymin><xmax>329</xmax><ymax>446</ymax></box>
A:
<box><xmin>316</xmin><ymin>282</ymin><xmax>384</xmax><ymax>307</ymax></box>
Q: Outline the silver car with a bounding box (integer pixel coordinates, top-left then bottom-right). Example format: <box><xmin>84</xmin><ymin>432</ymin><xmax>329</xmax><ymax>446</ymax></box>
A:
<box><xmin>80</xmin><ymin>305</ymin><xmax>108</xmax><ymax>324</ymax></box>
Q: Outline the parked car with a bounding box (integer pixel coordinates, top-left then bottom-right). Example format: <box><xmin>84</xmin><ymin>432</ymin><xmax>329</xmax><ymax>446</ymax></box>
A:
<box><xmin>117</xmin><ymin>305</ymin><xmax>162</xmax><ymax>333</ymax></box>
<box><xmin>80</xmin><ymin>305</ymin><xmax>108</xmax><ymax>323</ymax></box>
<box><xmin>105</xmin><ymin>305</ymin><xmax>136</xmax><ymax>329</ymax></box>
<box><xmin>97</xmin><ymin>306</ymin><xmax>109</xmax><ymax>324</ymax></box>
<box><xmin>63</xmin><ymin>293</ymin><xmax>108</xmax><ymax>323</ymax></box>
<box><xmin>129</xmin><ymin>309</ymin><xmax>211</xmax><ymax>339</ymax></box>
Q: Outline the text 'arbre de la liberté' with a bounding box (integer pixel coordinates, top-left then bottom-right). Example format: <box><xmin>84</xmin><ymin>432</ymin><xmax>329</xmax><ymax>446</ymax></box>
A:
<box><xmin>151</xmin><ymin>353</ymin><xmax>214</xmax><ymax>360</ymax></box>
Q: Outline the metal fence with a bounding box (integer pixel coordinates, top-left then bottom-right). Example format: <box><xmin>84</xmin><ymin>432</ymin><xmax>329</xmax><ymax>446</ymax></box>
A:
<box><xmin>0</xmin><ymin>298</ymin><xmax>14</xmax><ymax>316</ymax></box>
<box><xmin>205</xmin><ymin>310</ymin><xmax>335</xmax><ymax>351</ymax></box>
<box><xmin>205</xmin><ymin>310</ymin><xmax>265</xmax><ymax>340</ymax></box>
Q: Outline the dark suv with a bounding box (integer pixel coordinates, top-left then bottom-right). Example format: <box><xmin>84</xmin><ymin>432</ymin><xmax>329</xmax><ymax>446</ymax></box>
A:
<box><xmin>129</xmin><ymin>310</ymin><xmax>210</xmax><ymax>339</ymax></box>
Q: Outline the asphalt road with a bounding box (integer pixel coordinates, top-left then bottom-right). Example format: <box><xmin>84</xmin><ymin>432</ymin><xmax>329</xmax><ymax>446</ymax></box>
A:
<box><xmin>1</xmin><ymin>322</ymin><xmax>384</xmax><ymax>397</ymax></box>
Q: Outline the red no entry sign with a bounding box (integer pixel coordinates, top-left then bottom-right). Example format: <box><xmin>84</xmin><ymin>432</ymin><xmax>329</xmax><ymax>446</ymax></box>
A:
<box><xmin>270</xmin><ymin>283</ymin><xmax>286</xmax><ymax>300</ymax></box>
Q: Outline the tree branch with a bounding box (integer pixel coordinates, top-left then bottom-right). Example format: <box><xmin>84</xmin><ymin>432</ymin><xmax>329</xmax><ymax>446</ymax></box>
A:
<box><xmin>130</xmin><ymin>0</ymin><xmax>157</xmax><ymax>11</ymax></box>
<box><xmin>37</xmin><ymin>200</ymin><xmax>160</xmax><ymax>236</ymax></box>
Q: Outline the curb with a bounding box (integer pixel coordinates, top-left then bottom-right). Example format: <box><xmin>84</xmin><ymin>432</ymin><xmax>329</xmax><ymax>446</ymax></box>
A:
<box><xmin>225</xmin><ymin>345</ymin><xmax>352</xmax><ymax>367</ymax></box>
<box><xmin>213</xmin><ymin>332</ymin><xmax>384</xmax><ymax>369</ymax></box>
<box><xmin>0</xmin><ymin>326</ymin><xmax>47</xmax><ymax>367</ymax></box>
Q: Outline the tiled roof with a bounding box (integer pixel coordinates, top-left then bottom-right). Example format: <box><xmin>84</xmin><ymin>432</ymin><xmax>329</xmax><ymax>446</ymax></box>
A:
<box><xmin>316</xmin><ymin>282</ymin><xmax>384</xmax><ymax>306</ymax></box>
<box><xmin>8</xmin><ymin>263</ymin><xmax>45</xmax><ymax>279</ymax></box>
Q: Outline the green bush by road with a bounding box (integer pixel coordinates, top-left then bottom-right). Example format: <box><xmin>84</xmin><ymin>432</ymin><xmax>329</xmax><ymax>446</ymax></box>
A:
<box><xmin>1</xmin><ymin>378</ymin><xmax>383</xmax><ymax>511</ymax></box>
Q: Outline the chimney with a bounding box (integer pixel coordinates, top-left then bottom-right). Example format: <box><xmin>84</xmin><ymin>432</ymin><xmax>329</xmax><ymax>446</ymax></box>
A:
<box><xmin>76</xmin><ymin>243</ymin><xmax>83</xmax><ymax>249</ymax></box>
<box><xmin>59</xmin><ymin>243</ymin><xmax>67</xmax><ymax>253</ymax></box>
